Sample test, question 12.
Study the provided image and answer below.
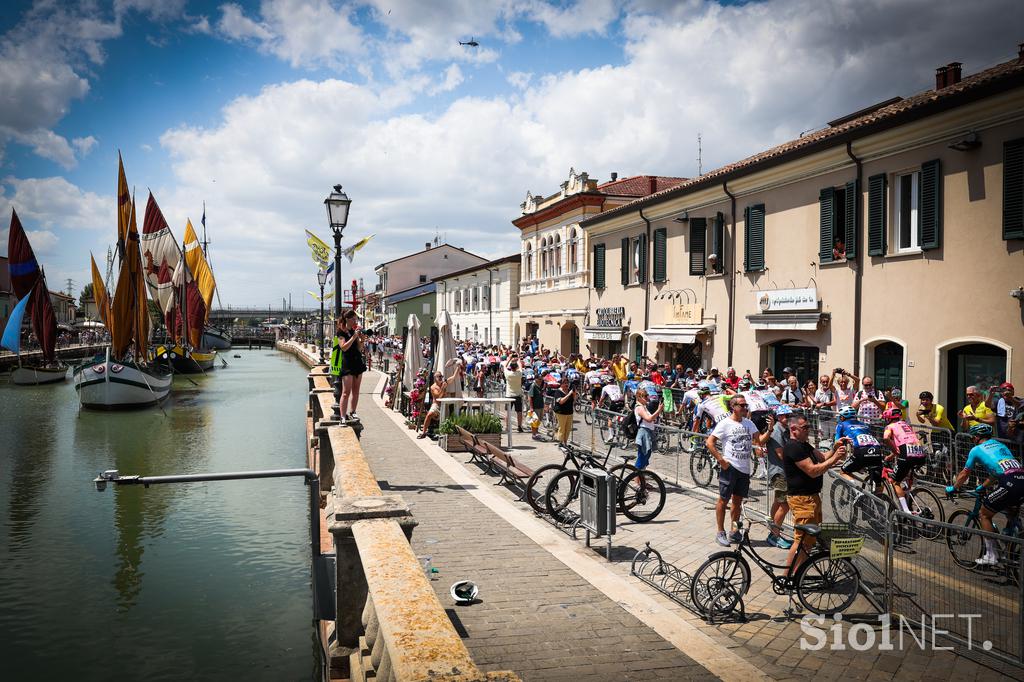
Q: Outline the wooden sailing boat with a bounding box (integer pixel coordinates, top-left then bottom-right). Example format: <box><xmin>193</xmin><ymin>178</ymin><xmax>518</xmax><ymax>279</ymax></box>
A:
<box><xmin>197</xmin><ymin>206</ymin><xmax>232</xmax><ymax>351</ymax></box>
<box><xmin>1</xmin><ymin>209</ymin><xmax>68</xmax><ymax>385</ymax></box>
<box><xmin>74</xmin><ymin>155</ymin><xmax>172</xmax><ymax>409</ymax></box>
<box><xmin>140</xmin><ymin>194</ymin><xmax>215</xmax><ymax>374</ymax></box>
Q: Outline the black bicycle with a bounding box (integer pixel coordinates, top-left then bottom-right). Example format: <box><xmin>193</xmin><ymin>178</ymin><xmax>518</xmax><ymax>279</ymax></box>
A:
<box><xmin>525</xmin><ymin>443</ymin><xmax>590</xmax><ymax>514</ymax></box>
<box><xmin>690</xmin><ymin>515</ymin><xmax>862</xmax><ymax>617</ymax></box>
<box><xmin>544</xmin><ymin>445</ymin><xmax>667</xmax><ymax>523</ymax></box>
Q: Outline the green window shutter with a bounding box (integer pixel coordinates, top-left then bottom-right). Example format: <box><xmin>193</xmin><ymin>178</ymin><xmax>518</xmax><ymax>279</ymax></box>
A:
<box><xmin>620</xmin><ymin>237</ymin><xmax>629</xmax><ymax>285</ymax></box>
<box><xmin>919</xmin><ymin>159</ymin><xmax>941</xmax><ymax>250</ymax></box>
<box><xmin>711</xmin><ymin>212</ymin><xmax>725</xmax><ymax>273</ymax></box>
<box><xmin>593</xmin><ymin>243</ymin><xmax>606</xmax><ymax>289</ymax></box>
<box><xmin>689</xmin><ymin>218</ymin><xmax>707</xmax><ymax>276</ymax></box>
<box><xmin>1004</xmin><ymin>139</ymin><xmax>1024</xmax><ymax>239</ymax></box>
<box><xmin>638</xmin><ymin>236</ymin><xmax>647</xmax><ymax>283</ymax></box>
<box><xmin>743</xmin><ymin>204</ymin><xmax>765</xmax><ymax>272</ymax></box>
<box><xmin>653</xmin><ymin>228</ymin><xmax>667</xmax><ymax>282</ymax></box>
<box><xmin>819</xmin><ymin>187</ymin><xmax>834</xmax><ymax>263</ymax></box>
<box><xmin>867</xmin><ymin>173</ymin><xmax>887</xmax><ymax>256</ymax></box>
<box><xmin>845</xmin><ymin>179</ymin><xmax>859</xmax><ymax>260</ymax></box>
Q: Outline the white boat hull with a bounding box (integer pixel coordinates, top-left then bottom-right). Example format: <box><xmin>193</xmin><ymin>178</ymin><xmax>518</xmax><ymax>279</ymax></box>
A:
<box><xmin>11</xmin><ymin>365</ymin><xmax>68</xmax><ymax>385</ymax></box>
<box><xmin>74</xmin><ymin>360</ymin><xmax>172</xmax><ymax>410</ymax></box>
<box><xmin>202</xmin><ymin>326</ymin><xmax>232</xmax><ymax>350</ymax></box>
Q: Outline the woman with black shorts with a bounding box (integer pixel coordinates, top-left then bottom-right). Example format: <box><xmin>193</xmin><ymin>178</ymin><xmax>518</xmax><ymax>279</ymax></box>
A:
<box><xmin>337</xmin><ymin>310</ymin><xmax>367</xmax><ymax>424</ymax></box>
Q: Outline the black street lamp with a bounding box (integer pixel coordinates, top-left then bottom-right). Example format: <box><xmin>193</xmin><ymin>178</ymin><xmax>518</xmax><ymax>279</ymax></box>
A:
<box><xmin>324</xmin><ymin>185</ymin><xmax>351</xmax><ymax>418</ymax></box>
<box><xmin>317</xmin><ymin>268</ymin><xmax>328</xmax><ymax>364</ymax></box>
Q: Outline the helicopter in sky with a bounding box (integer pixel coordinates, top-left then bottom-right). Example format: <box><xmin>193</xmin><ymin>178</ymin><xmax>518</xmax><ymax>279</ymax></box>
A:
<box><xmin>458</xmin><ymin>37</ymin><xmax>479</xmax><ymax>47</ymax></box>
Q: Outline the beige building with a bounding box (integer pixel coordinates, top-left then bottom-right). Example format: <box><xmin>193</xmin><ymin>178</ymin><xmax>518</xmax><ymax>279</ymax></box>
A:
<box><xmin>514</xmin><ymin>168</ymin><xmax>684</xmax><ymax>355</ymax></box>
<box><xmin>582</xmin><ymin>53</ymin><xmax>1024</xmax><ymax>412</ymax></box>
<box><xmin>434</xmin><ymin>254</ymin><xmax>520</xmax><ymax>346</ymax></box>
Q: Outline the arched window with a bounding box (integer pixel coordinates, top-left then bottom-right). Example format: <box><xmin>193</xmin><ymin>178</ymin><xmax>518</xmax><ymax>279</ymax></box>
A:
<box><xmin>541</xmin><ymin>237</ymin><xmax>548</xmax><ymax>278</ymax></box>
<box><xmin>569</xmin><ymin>228</ymin><xmax>578</xmax><ymax>273</ymax></box>
<box><xmin>554</xmin><ymin>234</ymin><xmax>562</xmax><ymax>276</ymax></box>
<box><xmin>524</xmin><ymin>243</ymin><xmax>533</xmax><ymax>280</ymax></box>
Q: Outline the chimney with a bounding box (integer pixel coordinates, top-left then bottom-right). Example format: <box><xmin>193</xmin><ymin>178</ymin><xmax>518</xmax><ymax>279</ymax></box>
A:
<box><xmin>935</xmin><ymin>65</ymin><xmax>948</xmax><ymax>89</ymax></box>
<box><xmin>425</xmin><ymin>242</ymin><xmax>431</xmax><ymax>250</ymax></box>
<box><xmin>610</xmin><ymin>172</ymin><xmax>618</xmax><ymax>181</ymax></box>
<box><xmin>947</xmin><ymin>62</ymin><xmax>962</xmax><ymax>86</ymax></box>
<box><xmin>649</xmin><ymin>176</ymin><xmax>657</xmax><ymax>194</ymax></box>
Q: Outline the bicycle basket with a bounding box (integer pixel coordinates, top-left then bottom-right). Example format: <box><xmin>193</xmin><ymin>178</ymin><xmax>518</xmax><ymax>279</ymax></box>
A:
<box><xmin>818</xmin><ymin>522</ymin><xmax>863</xmax><ymax>558</ymax></box>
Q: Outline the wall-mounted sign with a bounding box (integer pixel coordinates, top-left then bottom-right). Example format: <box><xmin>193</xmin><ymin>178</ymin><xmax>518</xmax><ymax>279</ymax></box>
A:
<box><xmin>755</xmin><ymin>287</ymin><xmax>818</xmax><ymax>313</ymax></box>
<box><xmin>671</xmin><ymin>303</ymin><xmax>703</xmax><ymax>324</ymax></box>
<box><xmin>584</xmin><ymin>327</ymin><xmax>624</xmax><ymax>341</ymax></box>
<box><xmin>596</xmin><ymin>306</ymin><xmax>625</xmax><ymax>327</ymax></box>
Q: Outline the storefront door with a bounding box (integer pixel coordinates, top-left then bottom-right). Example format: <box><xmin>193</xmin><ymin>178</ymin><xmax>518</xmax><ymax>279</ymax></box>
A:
<box><xmin>946</xmin><ymin>343</ymin><xmax>1007</xmax><ymax>413</ymax></box>
<box><xmin>772</xmin><ymin>343</ymin><xmax>819</xmax><ymax>385</ymax></box>
<box><xmin>873</xmin><ymin>342</ymin><xmax>904</xmax><ymax>392</ymax></box>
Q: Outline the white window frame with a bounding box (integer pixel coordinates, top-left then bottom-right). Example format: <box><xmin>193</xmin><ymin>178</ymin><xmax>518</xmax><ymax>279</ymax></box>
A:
<box><xmin>892</xmin><ymin>170</ymin><xmax>920</xmax><ymax>254</ymax></box>
<box><xmin>631</xmin><ymin>236</ymin><xmax>642</xmax><ymax>284</ymax></box>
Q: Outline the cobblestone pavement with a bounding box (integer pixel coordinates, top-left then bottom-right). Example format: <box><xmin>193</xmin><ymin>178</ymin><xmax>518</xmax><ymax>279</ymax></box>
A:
<box><xmin>358</xmin><ymin>372</ymin><xmax>1020</xmax><ymax>681</ymax></box>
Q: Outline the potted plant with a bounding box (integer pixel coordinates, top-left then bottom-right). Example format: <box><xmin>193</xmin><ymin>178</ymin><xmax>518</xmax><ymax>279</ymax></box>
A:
<box><xmin>437</xmin><ymin>412</ymin><xmax>504</xmax><ymax>452</ymax></box>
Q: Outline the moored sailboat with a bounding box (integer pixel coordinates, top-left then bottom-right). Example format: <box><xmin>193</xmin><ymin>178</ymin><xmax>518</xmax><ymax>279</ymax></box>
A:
<box><xmin>2</xmin><ymin>209</ymin><xmax>68</xmax><ymax>385</ymax></box>
<box><xmin>75</xmin><ymin>156</ymin><xmax>171</xmax><ymax>409</ymax></box>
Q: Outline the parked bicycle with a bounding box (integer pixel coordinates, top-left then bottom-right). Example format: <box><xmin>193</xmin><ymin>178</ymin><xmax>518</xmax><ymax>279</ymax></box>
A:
<box><xmin>945</xmin><ymin>488</ymin><xmax>1023</xmax><ymax>583</ymax></box>
<box><xmin>690</xmin><ymin>514</ymin><xmax>862</xmax><ymax>617</ymax></box>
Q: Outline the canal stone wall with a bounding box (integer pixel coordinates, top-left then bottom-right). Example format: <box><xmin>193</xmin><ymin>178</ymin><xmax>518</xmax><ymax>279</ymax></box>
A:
<box><xmin>278</xmin><ymin>341</ymin><xmax>517</xmax><ymax>682</ymax></box>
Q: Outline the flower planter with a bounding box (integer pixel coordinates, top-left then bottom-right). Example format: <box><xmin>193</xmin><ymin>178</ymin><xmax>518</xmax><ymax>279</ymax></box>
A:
<box><xmin>439</xmin><ymin>432</ymin><xmax>503</xmax><ymax>453</ymax></box>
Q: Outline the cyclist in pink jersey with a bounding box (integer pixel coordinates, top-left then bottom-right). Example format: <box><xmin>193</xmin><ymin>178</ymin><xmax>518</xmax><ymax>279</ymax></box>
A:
<box><xmin>882</xmin><ymin>407</ymin><xmax>927</xmax><ymax>512</ymax></box>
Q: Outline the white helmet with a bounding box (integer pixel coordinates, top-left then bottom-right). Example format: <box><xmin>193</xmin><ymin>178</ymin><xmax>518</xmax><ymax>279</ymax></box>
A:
<box><xmin>450</xmin><ymin>580</ymin><xmax>479</xmax><ymax>604</ymax></box>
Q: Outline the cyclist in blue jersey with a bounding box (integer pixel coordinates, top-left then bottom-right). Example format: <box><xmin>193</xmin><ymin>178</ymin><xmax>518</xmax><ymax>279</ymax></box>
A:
<box><xmin>947</xmin><ymin>423</ymin><xmax>1024</xmax><ymax>565</ymax></box>
<box><xmin>834</xmin><ymin>406</ymin><xmax>885</xmax><ymax>493</ymax></box>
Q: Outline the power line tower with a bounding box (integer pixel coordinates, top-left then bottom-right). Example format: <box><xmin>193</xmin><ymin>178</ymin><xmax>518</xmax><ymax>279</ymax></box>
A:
<box><xmin>105</xmin><ymin>246</ymin><xmax>114</xmax><ymax>291</ymax></box>
<box><xmin>66</xmin><ymin>278</ymin><xmax>74</xmax><ymax>297</ymax></box>
<box><xmin>697</xmin><ymin>132</ymin><xmax>703</xmax><ymax>176</ymax></box>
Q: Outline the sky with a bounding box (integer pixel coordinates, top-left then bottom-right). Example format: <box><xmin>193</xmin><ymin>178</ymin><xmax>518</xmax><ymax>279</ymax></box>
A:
<box><xmin>0</xmin><ymin>0</ymin><xmax>1020</xmax><ymax>309</ymax></box>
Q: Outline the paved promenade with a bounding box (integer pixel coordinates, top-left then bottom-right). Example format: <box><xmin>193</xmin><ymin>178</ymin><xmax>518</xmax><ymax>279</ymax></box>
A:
<box><xmin>351</xmin><ymin>367</ymin><xmax>1016</xmax><ymax>681</ymax></box>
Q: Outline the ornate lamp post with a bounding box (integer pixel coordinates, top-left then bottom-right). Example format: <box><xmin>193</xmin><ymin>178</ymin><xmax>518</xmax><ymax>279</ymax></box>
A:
<box><xmin>324</xmin><ymin>185</ymin><xmax>351</xmax><ymax>418</ymax></box>
<box><xmin>317</xmin><ymin>268</ymin><xmax>328</xmax><ymax>364</ymax></box>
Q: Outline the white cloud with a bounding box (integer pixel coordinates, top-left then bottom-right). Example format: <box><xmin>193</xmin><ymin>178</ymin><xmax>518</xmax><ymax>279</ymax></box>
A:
<box><xmin>140</xmin><ymin>143</ymin><xmax>153</xmax><ymax>152</ymax></box>
<box><xmin>2</xmin><ymin>176</ymin><xmax>111</xmax><ymax>231</ymax></box>
<box><xmin>216</xmin><ymin>0</ymin><xmax>366</xmax><ymax>69</ymax></box>
<box><xmin>115</xmin><ymin>0</ymin><xmax>189</xmax><ymax>21</ymax></box>
<box><xmin>154</xmin><ymin>0</ymin><xmax>1018</xmax><ymax>305</ymax></box>
<box><xmin>519</xmin><ymin>0</ymin><xmax>619</xmax><ymax>37</ymax></box>
<box><xmin>430</xmin><ymin>64</ymin><xmax>465</xmax><ymax>94</ymax></box>
<box><xmin>506</xmin><ymin>70</ymin><xmax>532</xmax><ymax>89</ymax></box>
<box><xmin>0</xmin><ymin>226</ymin><xmax>58</xmax><ymax>256</ymax></box>
<box><xmin>73</xmin><ymin>136</ymin><xmax>98</xmax><ymax>157</ymax></box>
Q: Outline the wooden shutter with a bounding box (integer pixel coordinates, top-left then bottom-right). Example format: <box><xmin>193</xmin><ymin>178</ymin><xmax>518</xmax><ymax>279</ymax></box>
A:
<box><xmin>689</xmin><ymin>218</ymin><xmax>707</xmax><ymax>275</ymax></box>
<box><xmin>867</xmin><ymin>173</ymin><xmax>887</xmax><ymax>256</ymax></box>
<box><xmin>845</xmin><ymin>179</ymin><xmax>859</xmax><ymax>260</ymax></box>
<box><xmin>620</xmin><ymin>237</ymin><xmax>629</xmax><ymax>285</ymax></box>
<box><xmin>919</xmin><ymin>159</ymin><xmax>941</xmax><ymax>250</ymax></box>
<box><xmin>819</xmin><ymin>187</ymin><xmax>834</xmax><ymax>263</ymax></box>
<box><xmin>593</xmin><ymin>243</ymin><xmax>606</xmax><ymax>289</ymax></box>
<box><xmin>653</xmin><ymin>228</ymin><xmax>667</xmax><ymax>282</ymax></box>
<box><xmin>711</xmin><ymin>212</ymin><xmax>724</xmax><ymax>273</ymax></box>
<box><xmin>1004</xmin><ymin>139</ymin><xmax>1024</xmax><ymax>239</ymax></box>
<box><xmin>638</xmin><ymin>236</ymin><xmax>647</xmax><ymax>283</ymax></box>
<box><xmin>744</xmin><ymin>204</ymin><xmax>765</xmax><ymax>272</ymax></box>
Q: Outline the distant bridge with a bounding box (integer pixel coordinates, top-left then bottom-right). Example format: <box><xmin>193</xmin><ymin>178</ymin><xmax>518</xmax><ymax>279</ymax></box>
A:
<box><xmin>208</xmin><ymin>307</ymin><xmax>321</xmax><ymax>323</ymax></box>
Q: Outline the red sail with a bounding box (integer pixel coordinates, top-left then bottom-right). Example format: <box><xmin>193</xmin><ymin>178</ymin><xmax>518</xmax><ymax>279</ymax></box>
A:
<box><xmin>7</xmin><ymin>209</ymin><xmax>41</xmax><ymax>299</ymax></box>
<box><xmin>28</xmin><ymin>280</ymin><xmax>57</xmax><ymax>362</ymax></box>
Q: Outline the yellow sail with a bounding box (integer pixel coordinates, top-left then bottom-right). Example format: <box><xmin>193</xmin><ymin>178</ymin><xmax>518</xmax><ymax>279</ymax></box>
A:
<box><xmin>116</xmin><ymin>153</ymin><xmax>132</xmax><ymax>259</ymax></box>
<box><xmin>183</xmin><ymin>219</ymin><xmax>216</xmax><ymax>319</ymax></box>
<box><xmin>90</xmin><ymin>253</ymin><xmax>113</xmax><ymax>334</ymax></box>
<box><xmin>131</xmin><ymin>197</ymin><xmax>150</xmax><ymax>355</ymax></box>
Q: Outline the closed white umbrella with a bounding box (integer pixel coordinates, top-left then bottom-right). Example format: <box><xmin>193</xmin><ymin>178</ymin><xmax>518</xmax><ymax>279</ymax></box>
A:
<box><xmin>402</xmin><ymin>313</ymin><xmax>422</xmax><ymax>389</ymax></box>
<box><xmin>433</xmin><ymin>309</ymin><xmax>462</xmax><ymax>398</ymax></box>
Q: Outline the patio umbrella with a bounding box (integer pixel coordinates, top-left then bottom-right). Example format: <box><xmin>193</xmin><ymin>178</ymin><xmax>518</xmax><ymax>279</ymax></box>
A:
<box><xmin>433</xmin><ymin>309</ymin><xmax>462</xmax><ymax>397</ymax></box>
<box><xmin>402</xmin><ymin>313</ymin><xmax>422</xmax><ymax>388</ymax></box>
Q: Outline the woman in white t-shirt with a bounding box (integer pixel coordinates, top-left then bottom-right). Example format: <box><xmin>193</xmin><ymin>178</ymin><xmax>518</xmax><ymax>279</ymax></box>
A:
<box><xmin>633</xmin><ymin>388</ymin><xmax>663</xmax><ymax>470</ymax></box>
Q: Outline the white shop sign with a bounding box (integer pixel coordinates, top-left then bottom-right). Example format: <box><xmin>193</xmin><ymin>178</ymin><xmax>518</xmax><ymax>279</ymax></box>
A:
<box><xmin>755</xmin><ymin>287</ymin><xmax>818</xmax><ymax>313</ymax></box>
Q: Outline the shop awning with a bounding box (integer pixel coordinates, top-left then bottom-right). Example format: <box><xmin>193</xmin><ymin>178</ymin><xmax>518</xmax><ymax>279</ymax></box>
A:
<box><xmin>583</xmin><ymin>326</ymin><xmax>624</xmax><ymax>341</ymax></box>
<box><xmin>641</xmin><ymin>324</ymin><xmax>714</xmax><ymax>344</ymax></box>
<box><xmin>746</xmin><ymin>312</ymin><xmax>829</xmax><ymax>331</ymax></box>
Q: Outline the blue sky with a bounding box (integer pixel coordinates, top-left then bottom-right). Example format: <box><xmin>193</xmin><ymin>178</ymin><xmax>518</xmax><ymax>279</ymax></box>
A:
<box><xmin>0</xmin><ymin>0</ymin><xmax>1018</xmax><ymax>306</ymax></box>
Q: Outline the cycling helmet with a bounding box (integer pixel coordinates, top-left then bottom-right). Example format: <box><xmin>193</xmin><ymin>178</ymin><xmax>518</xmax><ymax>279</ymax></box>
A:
<box><xmin>600</xmin><ymin>374</ymin><xmax>614</xmax><ymax>385</ymax></box>
<box><xmin>450</xmin><ymin>580</ymin><xmax>479</xmax><ymax>604</ymax></box>
<box><xmin>969</xmin><ymin>423</ymin><xmax>993</xmax><ymax>438</ymax></box>
<box><xmin>881</xmin><ymin>407</ymin><xmax>902</xmax><ymax>421</ymax></box>
<box><xmin>697</xmin><ymin>386</ymin><xmax>711</xmax><ymax>395</ymax></box>
<box><xmin>839</xmin><ymin>406</ymin><xmax>857</xmax><ymax>421</ymax></box>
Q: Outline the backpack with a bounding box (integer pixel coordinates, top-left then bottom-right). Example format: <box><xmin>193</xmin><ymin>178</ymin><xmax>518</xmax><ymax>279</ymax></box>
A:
<box><xmin>621</xmin><ymin>408</ymin><xmax>640</xmax><ymax>440</ymax></box>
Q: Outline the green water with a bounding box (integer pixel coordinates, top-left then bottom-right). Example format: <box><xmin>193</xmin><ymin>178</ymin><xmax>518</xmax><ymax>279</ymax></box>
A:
<box><xmin>0</xmin><ymin>349</ymin><xmax>316</xmax><ymax>680</ymax></box>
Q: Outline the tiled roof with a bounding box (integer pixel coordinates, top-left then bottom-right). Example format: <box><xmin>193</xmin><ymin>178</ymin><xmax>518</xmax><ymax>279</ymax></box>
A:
<box><xmin>595</xmin><ymin>175</ymin><xmax>687</xmax><ymax>196</ymax></box>
<box><xmin>583</xmin><ymin>55</ymin><xmax>1024</xmax><ymax>226</ymax></box>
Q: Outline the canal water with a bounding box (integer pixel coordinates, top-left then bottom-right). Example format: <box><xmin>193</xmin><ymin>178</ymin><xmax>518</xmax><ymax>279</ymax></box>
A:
<box><xmin>0</xmin><ymin>349</ymin><xmax>316</xmax><ymax>681</ymax></box>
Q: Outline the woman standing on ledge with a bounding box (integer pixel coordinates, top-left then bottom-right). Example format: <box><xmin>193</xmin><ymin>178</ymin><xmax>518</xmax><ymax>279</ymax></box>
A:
<box><xmin>334</xmin><ymin>310</ymin><xmax>367</xmax><ymax>424</ymax></box>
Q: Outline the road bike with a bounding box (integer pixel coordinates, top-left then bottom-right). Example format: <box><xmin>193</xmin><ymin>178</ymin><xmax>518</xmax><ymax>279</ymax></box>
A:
<box><xmin>829</xmin><ymin>463</ymin><xmax>944</xmax><ymax>542</ymax></box>
<box><xmin>690</xmin><ymin>513</ymin><xmax>862</xmax><ymax>617</ymax></box>
<box><xmin>525</xmin><ymin>443</ymin><xmax>591</xmax><ymax>514</ymax></box>
<box><xmin>543</xmin><ymin>444</ymin><xmax>667</xmax><ymax>523</ymax></box>
<box><xmin>945</xmin><ymin>488</ymin><xmax>1022</xmax><ymax>583</ymax></box>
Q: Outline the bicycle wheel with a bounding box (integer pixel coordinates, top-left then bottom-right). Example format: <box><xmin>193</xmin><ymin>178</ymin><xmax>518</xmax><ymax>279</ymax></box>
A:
<box><xmin>525</xmin><ymin>464</ymin><xmax>565</xmax><ymax>515</ymax></box>
<box><xmin>796</xmin><ymin>553</ymin><xmax>861</xmax><ymax>615</ymax></box>
<box><xmin>545</xmin><ymin>469</ymin><xmax>580</xmax><ymax>518</ymax></box>
<box><xmin>619</xmin><ymin>469</ymin><xmax>667</xmax><ymax>523</ymax></box>
<box><xmin>583</xmin><ymin>405</ymin><xmax>593</xmax><ymax>426</ymax></box>
<box><xmin>829</xmin><ymin>477</ymin><xmax>860</xmax><ymax>525</ymax></box>
<box><xmin>908</xmin><ymin>487</ymin><xmax>945</xmax><ymax>541</ymax></box>
<box><xmin>946</xmin><ymin>509</ymin><xmax>984</xmax><ymax>569</ymax></box>
<box><xmin>689</xmin><ymin>451</ymin><xmax>715</xmax><ymax>488</ymax></box>
<box><xmin>689</xmin><ymin>552</ymin><xmax>751</xmax><ymax>618</ymax></box>
<box><xmin>599</xmin><ymin>420</ymin><xmax>617</xmax><ymax>445</ymax></box>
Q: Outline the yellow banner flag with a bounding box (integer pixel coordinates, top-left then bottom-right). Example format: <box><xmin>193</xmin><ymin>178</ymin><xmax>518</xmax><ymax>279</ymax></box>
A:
<box><xmin>305</xmin><ymin>229</ymin><xmax>331</xmax><ymax>266</ymax></box>
<box><xmin>90</xmin><ymin>253</ymin><xmax>113</xmax><ymax>333</ymax></box>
